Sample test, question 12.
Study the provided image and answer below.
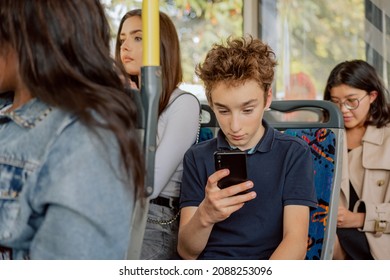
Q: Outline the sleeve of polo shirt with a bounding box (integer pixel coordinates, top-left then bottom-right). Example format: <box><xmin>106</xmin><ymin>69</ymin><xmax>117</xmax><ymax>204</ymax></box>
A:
<box><xmin>283</xmin><ymin>141</ymin><xmax>317</xmax><ymax>209</ymax></box>
<box><xmin>180</xmin><ymin>147</ymin><xmax>206</xmax><ymax>208</ymax></box>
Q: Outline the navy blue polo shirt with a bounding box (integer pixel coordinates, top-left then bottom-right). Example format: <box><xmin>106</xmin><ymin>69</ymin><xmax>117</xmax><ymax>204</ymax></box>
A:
<box><xmin>180</xmin><ymin>120</ymin><xmax>317</xmax><ymax>260</ymax></box>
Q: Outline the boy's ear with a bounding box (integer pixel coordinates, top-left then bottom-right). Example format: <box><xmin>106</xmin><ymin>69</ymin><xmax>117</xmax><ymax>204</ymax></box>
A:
<box><xmin>265</xmin><ymin>88</ymin><xmax>273</xmax><ymax>109</ymax></box>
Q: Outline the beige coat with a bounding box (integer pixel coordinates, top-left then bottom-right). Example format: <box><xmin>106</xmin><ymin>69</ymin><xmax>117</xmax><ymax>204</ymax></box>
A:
<box><xmin>339</xmin><ymin>124</ymin><xmax>390</xmax><ymax>259</ymax></box>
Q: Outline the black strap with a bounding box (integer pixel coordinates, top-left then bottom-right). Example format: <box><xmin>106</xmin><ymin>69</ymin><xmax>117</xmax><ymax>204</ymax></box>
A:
<box><xmin>150</xmin><ymin>196</ymin><xmax>179</xmax><ymax>209</ymax></box>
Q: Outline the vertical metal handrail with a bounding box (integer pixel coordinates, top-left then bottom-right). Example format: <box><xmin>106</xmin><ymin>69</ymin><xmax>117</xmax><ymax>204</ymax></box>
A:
<box><xmin>127</xmin><ymin>0</ymin><xmax>161</xmax><ymax>259</ymax></box>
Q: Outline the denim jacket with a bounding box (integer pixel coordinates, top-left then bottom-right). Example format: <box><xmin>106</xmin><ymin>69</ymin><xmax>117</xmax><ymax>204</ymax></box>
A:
<box><xmin>0</xmin><ymin>97</ymin><xmax>134</xmax><ymax>259</ymax></box>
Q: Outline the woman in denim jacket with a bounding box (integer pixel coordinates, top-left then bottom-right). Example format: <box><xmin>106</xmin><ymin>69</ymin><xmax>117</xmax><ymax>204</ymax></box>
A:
<box><xmin>0</xmin><ymin>0</ymin><xmax>144</xmax><ymax>259</ymax></box>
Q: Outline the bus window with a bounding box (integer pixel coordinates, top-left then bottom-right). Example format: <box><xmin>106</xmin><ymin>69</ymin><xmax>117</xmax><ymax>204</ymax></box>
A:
<box><xmin>104</xmin><ymin>0</ymin><xmax>390</xmax><ymax>104</ymax></box>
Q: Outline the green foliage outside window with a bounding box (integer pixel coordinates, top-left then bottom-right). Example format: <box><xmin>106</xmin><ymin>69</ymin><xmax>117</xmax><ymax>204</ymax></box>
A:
<box><xmin>102</xmin><ymin>0</ymin><xmax>365</xmax><ymax>100</ymax></box>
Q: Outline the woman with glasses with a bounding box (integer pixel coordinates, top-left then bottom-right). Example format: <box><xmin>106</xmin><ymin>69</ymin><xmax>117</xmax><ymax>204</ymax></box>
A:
<box><xmin>324</xmin><ymin>59</ymin><xmax>390</xmax><ymax>259</ymax></box>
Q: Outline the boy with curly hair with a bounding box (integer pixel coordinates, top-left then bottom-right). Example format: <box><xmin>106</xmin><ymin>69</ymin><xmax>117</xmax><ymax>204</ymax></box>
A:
<box><xmin>178</xmin><ymin>36</ymin><xmax>317</xmax><ymax>260</ymax></box>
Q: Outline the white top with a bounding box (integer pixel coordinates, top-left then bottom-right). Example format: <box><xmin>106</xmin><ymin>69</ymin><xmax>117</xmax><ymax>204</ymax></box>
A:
<box><xmin>152</xmin><ymin>88</ymin><xmax>200</xmax><ymax>199</ymax></box>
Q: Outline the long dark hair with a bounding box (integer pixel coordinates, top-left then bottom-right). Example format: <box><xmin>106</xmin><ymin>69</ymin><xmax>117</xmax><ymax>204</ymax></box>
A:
<box><xmin>324</xmin><ymin>59</ymin><xmax>390</xmax><ymax>128</ymax></box>
<box><xmin>115</xmin><ymin>9</ymin><xmax>183</xmax><ymax>116</ymax></box>
<box><xmin>0</xmin><ymin>0</ymin><xmax>144</xmax><ymax>197</ymax></box>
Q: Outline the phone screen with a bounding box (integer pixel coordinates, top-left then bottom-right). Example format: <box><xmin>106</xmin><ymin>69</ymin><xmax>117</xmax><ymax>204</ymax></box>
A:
<box><xmin>214</xmin><ymin>150</ymin><xmax>247</xmax><ymax>189</ymax></box>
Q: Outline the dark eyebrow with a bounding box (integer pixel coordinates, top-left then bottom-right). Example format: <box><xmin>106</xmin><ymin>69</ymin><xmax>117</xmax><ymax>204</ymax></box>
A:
<box><xmin>331</xmin><ymin>93</ymin><xmax>359</xmax><ymax>99</ymax></box>
<box><xmin>120</xmin><ymin>29</ymin><xmax>142</xmax><ymax>37</ymax></box>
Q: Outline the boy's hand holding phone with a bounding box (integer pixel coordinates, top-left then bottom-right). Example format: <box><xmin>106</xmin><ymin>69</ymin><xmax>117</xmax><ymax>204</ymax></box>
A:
<box><xmin>197</xmin><ymin>150</ymin><xmax>256</xmax><ymax>225</ymax></box>
<box><xmin>200</xmin><ymin>168</ymin><xmax>256</xmax><ymax>225</ymax></box>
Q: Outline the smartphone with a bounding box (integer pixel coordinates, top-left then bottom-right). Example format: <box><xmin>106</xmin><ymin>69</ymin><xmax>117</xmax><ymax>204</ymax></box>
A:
<box><xmin>214</xmin><ymin>150</ymin><xmax>248</xmax><ymax>190</ymax></box>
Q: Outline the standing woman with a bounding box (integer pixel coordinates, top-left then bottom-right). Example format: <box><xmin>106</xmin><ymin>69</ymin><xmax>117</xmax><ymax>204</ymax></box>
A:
<box><xmin>115</xmin><ymin>9</ymin><xmax>200</xmax><ymax>259</ymax></box>
<box><xmin>0</xmin><ymin>0</ymin><xmax>144</xmax><ymax>259</ymax></box>
<box><xmin>324</xmin><ymin>59</ymin><xmax>390</xmax><ymax>259</ymax></box>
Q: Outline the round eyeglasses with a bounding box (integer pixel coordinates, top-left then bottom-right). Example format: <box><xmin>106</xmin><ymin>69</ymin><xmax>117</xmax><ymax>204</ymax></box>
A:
<box><xmin>331</xmin><ymin>94</ymin><xmax>369</xmax><ymax>110</ymax></box>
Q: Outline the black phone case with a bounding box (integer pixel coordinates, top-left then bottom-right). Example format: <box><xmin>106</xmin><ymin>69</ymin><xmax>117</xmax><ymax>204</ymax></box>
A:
<box><xmin>214</xmin><ymin>150</ymin><xmax>247</xmax><ymax>189</ymax></box>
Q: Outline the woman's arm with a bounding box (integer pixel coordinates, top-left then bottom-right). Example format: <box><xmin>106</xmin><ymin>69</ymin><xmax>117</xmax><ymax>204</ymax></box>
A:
<box><xmin>357</xmin><ymin>201</ymin><xmax>390</xmax><ymax>233</ymax></box>
<box><xmin>152</xmin><ymin>94</ymin><xmax>200</xmax><ymax>198</ymax></box>
<box><xmin>29</xmin><ymin>124</ymin><xmax>133</xmax><ymax>259</ymax></box>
